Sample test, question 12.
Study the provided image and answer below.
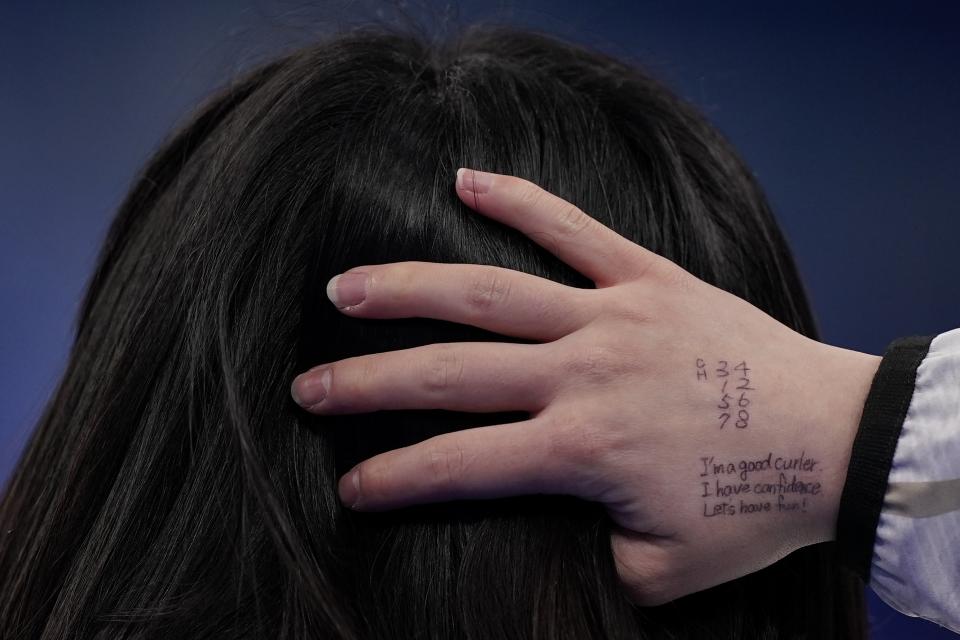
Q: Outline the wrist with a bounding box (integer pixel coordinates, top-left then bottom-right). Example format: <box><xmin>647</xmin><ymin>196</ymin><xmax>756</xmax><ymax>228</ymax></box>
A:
<box><xmin>804</xmin><ymin>340</ymin><xmax>882</xmax><ymax>545</ymax></box>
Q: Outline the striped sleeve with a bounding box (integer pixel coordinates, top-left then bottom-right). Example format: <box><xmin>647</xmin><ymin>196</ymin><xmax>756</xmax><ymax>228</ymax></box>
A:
<box><xmin>836</xmin><ymin>328</ymin><xmax>960</xmax><ymax>635</ymax></box>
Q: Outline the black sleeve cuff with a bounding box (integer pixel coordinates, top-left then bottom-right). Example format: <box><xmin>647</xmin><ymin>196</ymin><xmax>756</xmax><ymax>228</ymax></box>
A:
<box><xmin>835</xmin><ymin>334</ymin><xmax>935</xmax><ymax>581</ymax></box>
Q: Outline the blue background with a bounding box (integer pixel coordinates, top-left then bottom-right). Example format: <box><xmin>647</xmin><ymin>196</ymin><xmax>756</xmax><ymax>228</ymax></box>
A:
<box><xmin>1</xmin><ymin>2</ymin><xmax>957</xmax><ymax>637</ymax></box>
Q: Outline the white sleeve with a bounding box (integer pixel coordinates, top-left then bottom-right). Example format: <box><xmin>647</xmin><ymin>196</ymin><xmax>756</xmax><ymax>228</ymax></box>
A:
<box><xmin>868</xmin><ymin>328</ymin><xmax>960</xmax><ymax>634</ymax></box>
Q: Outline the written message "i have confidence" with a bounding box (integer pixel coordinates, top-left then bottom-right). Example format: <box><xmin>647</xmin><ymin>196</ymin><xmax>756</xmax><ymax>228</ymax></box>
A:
<box><xmin>700</xmin><ymin>451</ymin><xmax>822</xmax><ymax>517</ymax></box>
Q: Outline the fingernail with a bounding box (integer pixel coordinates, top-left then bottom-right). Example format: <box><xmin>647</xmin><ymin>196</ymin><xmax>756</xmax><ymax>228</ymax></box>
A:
<box><xmin>339</xmin><ymin>467</ymin><xmax>361</xmax><ymax>509</ymax></box>
<box><xmin>291</xmin><ymin>367</ymin><xmax>331</xmax><ymax>407</ymax></box>
<box><xmin>327</xmin><ymin>272</ymin><xmax>367</xmax><ymax>308</ymax></box>
<box><xmin>456</xmin><ymin>167</ymin><xmax>493</xmax><ymax>194</ymax></box>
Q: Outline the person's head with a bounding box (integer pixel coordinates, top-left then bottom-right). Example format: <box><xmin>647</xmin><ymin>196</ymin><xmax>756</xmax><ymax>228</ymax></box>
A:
<box><xmin>0</xmin><ymin>24</ymin><xmax>864</xmax><ymax>639</ymax></box>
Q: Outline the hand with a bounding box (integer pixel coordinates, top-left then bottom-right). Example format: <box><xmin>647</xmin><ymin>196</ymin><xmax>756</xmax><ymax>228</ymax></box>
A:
<box><xmin>290</xmin><ymin>168</ymin><xmax>882</xmax><ymax>605</ymax></box>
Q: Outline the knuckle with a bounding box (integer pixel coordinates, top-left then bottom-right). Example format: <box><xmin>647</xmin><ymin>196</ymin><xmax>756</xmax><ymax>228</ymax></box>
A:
<box><xmin>355</xmin><ymin>462</ymin><xmax>386</xmax><ymax>505</ymax></box>
<box><xmin>597</xmin><ymin>290</ymin><xmax>651</xmax><ymax>325</ymax></box>
<box><xmin>656</xmin><ymin>261</ymin><xmax>697</xmax><ymax>294</ymax></box>
<box><xmin>378</xmin><ymin>262</ymin><xmax>418</xmax><ymax>300</ymax></box>
<box><xmin>465</xmin><ymin>268</ymin><xmax>512</xmax><ymax>316</ymax></box>
<box><xmin>547</xmin><ymin>409</ymin><xmax>614</xmax><ymax>471</ymax></box>
<box><xmin>358</xmin><ymin>357</ymin><xmax>380</xmax><ymax>389</ymax></box>
<box><xmin>516</xmin><ymin>180</ymin><xmax>544</xmax><ymax>207</ymax></box>
<box><xmin>561</xmin><ymin>344</ymin><xmax>625</xmax><ymax>385</ymax></box>
<box><xmin>424</xmin><ymin>443</ymin><xmax>468</xmax><ymax>491</ymax></box>
<box><xmin>555</xmin><ymin>203</ymin><xmax>594</xmax><ymax>239</ymax></box>
<box><xmin>420</xmin><ymin>344</ymin><xmax>465</xmax><ymax>394</ymax></box>
<box><xmin>334</xmin><ymin>358</ymin><xmax>378</xmax><ymax>409</ymax></box>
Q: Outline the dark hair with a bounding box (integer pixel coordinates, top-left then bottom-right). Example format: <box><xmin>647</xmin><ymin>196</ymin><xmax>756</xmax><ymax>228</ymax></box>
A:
<box><xmin>0</xmin><ymin>24</ymin><xmax>865</xmax><ymax>639</ymax></box>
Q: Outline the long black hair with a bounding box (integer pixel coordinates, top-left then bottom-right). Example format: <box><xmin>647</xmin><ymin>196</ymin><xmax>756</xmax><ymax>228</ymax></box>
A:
<box><xmin>0</xmin><ymin>24</ymin><xmax>865</xmax><ymax>639</ymax></box>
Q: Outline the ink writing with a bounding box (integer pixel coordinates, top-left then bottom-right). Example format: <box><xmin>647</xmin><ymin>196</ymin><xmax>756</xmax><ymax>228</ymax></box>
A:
<box><xmin>695</xmin><ymin>357</ymin><xmax>756</xmax><ymax>429</ymax></box>
<box><xmin>698</xmin><ymin>451</ymin><xmax>822</xmax><ymax>518</ymax></box>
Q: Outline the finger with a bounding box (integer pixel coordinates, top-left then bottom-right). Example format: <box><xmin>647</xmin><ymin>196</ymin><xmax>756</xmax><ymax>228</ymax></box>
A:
<box><xmin>337</xmin><ymin>417</ymin><xmax>571</xmax><ymax>511</ymax></box>
<box><xmin>327</xmin><ymin>261</ymin><xmax>600</xmax><ymax>341</ymax></box>
<box><xmin>292</xmin><ymin>342</ymin><xmax>557</xmax><ymax>414</ymax></box>
<box><xmin>455</xmin><ymin>168</ymin><xmax>663</xmax><ymax>288</ymax></box>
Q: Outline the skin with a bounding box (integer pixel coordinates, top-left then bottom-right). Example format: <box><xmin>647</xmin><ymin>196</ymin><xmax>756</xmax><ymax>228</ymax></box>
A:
<box><xmin>290</xmin><ymin>168</ymin><xmax>882</xmax><ymax>606</ymax></box>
